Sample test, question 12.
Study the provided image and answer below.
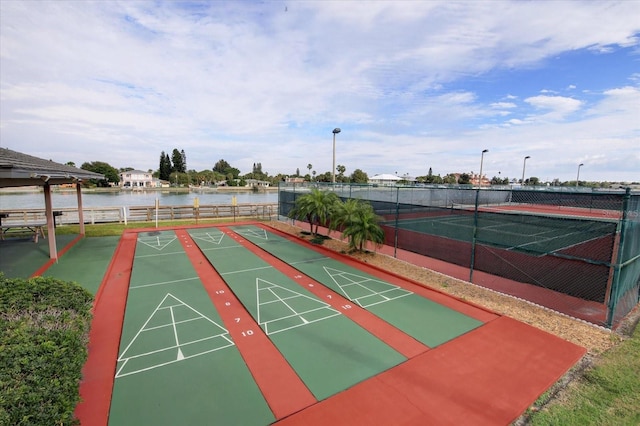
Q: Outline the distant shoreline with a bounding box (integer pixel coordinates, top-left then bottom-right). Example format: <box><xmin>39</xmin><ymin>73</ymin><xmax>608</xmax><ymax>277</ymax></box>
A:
<box><xmin>0</xmin><ymin>186</ymin><xmax>278</xmax><ymax>194</ymax></box>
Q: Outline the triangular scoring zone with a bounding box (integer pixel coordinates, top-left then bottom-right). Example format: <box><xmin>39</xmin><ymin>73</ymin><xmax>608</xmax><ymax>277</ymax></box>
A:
<box><xmin>137</xmin><ymin>234</ymin><xmax>178</xmax><ymax>251</ymax></box>
<box><xmin>322</xmin><ymin>266</ymin><xmax>412</xmax><ymax>308</ymax></box>
<box><xmin>255</xmin><ymin>278</ymin><xmax>340</xmax><ymax>335</ymax></box>
<box><xmin>115</xmin><ymin>293</ymin><xmax>233</xmax><ymax>378</ymax></box>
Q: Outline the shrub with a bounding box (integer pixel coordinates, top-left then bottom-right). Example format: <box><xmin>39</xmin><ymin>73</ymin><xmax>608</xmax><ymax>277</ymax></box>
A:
<box><xmin>0</xmin><ymin>275</ymin><xmax>93</xmax><ymax>425</ymax></box>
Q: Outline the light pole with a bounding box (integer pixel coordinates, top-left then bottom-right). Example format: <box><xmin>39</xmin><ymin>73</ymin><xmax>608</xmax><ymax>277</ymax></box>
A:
<box><xmin>331</xmin><ymin>128</ymin><xmax>341</xmax><ymax>184</ymax></box>
<box><xmin>521</xmin><ymin>155</ymin><xmax>530</xmax><ymax>186</ymax></box>
<box><xmin>478</xmin><ymin>149</ymin><xmax>488</xmax><ymax>187</ymax></box>
<box><xmin>576</xmin><ymin>163</ymin><xmax>584</xmax><ymax>187</ymax></box>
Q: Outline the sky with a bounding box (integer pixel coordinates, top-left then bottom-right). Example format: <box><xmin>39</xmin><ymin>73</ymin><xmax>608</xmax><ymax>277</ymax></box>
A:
<box><xmin>1</xmin><ymin>1</ymin><xmax>639</xmax><ymax>183</ymax></box>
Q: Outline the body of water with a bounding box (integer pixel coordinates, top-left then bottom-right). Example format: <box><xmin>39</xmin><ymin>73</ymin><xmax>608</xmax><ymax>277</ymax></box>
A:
<box><xmin>0</xmin><ymin>190</ymin><xmax>279</xmax><ymax>210</ymax></box>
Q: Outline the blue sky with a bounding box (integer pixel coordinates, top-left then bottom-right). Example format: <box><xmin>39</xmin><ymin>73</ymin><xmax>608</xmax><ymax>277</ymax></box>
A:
<box><xmin>1</xmin><ymin>0</ymin><xmax>639</xmax><ymax>182</ymax></box>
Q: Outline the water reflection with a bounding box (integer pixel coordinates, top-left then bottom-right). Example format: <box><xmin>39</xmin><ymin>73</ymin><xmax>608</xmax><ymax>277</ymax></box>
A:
<box><xmin>0</xmin><ymin>190</ymin><xmax>278</xmax><ymax>209</ymax></box>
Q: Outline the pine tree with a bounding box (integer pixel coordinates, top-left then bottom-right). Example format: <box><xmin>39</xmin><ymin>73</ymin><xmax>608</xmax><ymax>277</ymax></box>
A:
<box><xmin>159</xmin><ymin>151</ymin><xmax>172</xmax><ymax>181</ymax></box>
<box><xmin>171</xmin><ymin>149</ymin><xmax>185</xmax><ymax>173</ymax></box>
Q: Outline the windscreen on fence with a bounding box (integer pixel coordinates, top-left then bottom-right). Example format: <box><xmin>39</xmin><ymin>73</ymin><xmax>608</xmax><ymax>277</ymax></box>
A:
<box><xmin>278</xmin><ymin>183</ymin><xmax>639</xmax><ymax>328</ymax></box>
<box><xmin>608</xmin><ymin>193</ymin><xmax>640</xmax><ymax>326</ymax></box>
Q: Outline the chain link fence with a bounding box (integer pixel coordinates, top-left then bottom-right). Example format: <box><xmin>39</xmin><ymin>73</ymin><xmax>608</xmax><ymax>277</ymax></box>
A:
<box><xmin>278</xmin><ymin>182</ymin><xmax>640</xmax><ymax>328</ymax></box>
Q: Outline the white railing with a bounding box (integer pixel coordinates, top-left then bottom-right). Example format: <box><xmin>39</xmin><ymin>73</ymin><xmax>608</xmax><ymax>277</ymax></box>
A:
<box><xmin>0</xmin><ymin>203</ymin><xmax>278</xmax><ymax>226</ymax></box>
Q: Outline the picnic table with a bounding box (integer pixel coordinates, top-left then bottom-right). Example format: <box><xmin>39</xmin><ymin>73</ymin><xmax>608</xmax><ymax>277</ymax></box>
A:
<box><xmin>0</xmin><ymin>223</ymin><xmax>46</xmax><ymax>243</ymax></box>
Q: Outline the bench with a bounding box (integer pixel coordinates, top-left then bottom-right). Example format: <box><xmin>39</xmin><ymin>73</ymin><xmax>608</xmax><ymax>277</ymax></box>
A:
<box><xmin>1</xmin><ymin>224</ymin><xmax>47</xmax><ymax>243</ymax></box>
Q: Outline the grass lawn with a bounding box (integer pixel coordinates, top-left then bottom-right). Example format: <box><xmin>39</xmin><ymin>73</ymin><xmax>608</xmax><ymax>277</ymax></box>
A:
<box><xmin>54</xmin><ymin>218</ymin><xmax>258</xmax><ymax>237</ymax></box>
<box><xmin>529</xmin><ymin>322</ymin><xmax>640</xmax><ymax>425</ymax></box>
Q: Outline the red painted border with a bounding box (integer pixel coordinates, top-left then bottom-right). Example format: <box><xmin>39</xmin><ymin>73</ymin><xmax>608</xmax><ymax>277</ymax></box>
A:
<box><xmin>74</xmin><ymin>232</ymin><xmax>137</xmax><ymax>426</ymax></box>
<box><xmin>277</xmin><ymin>316</ymin><xmax>587</xmax><ymax>426</ymax></box>
<box><xmin>30</xmin><ymin>234</ymin><xmax>84</xmax><ymax>277</ymax></box>
<box><xmin>175</xmin><ymin>229</ymin><xmax>317</xmax><ymax>419</ymax></box>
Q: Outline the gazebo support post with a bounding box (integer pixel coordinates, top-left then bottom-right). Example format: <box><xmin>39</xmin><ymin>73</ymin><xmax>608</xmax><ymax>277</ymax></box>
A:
<box><xmin>76</xmin><ymin>182</ymin><xmax>85</xmax><ymax>236</ymax></box>
<box><xmin>43</xmin><ymin>183</ymin><xmax>58</xmax><ymax>260</ymax></box>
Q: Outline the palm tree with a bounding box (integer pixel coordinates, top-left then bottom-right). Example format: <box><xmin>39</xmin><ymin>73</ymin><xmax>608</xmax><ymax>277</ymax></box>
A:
<box><xmin>288</xmin><ymin>188</ymin><xmax>339</xmax><ymax>236</ymax></box>
<box><xmin>337</xmin><ymin>200</ymin><xmax>385</xmax><ymax>252</ymax></box>
<box><xmin>330</xmin><ymin>198</ymin><xmax>362</xmax><ymax>233</ymax></box>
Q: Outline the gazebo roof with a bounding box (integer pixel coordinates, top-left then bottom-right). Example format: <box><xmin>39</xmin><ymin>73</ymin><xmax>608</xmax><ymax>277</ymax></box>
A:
<box><xmin>0</xmin><ymin>147</ymin><xmax>104</xmax><ymax>188</ymax></box>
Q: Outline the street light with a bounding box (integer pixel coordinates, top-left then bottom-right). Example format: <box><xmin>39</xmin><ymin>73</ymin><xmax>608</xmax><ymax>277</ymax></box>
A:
<box><xmin>576</xmin><ymin>163</ymin><xmax>584</xmax><ymax>187</ymax></box>
<box><xmin>478</xmin><ymin>149</ymin><xmax>488</xmax><ymax>187</ymax></box>
<box><xmin>521</xmin><ymin>155</ymin><xmax>530</xmax><ymax>186</ymax></box>
<box><xmin>331</xmin><ymin>128</ymin><xmax>341</xmax><ymax>184</ymax></box>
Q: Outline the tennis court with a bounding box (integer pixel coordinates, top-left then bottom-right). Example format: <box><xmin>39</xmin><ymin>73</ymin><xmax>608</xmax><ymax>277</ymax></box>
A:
<box><xmin>384</xmin><ymin>205</ymin><xmax>617</xmax><ymax>256</ymax></box>
<box><xmin>70</xmin><ymin>222</ymin><xmax>586</xmax><ymax>425</ymax></box>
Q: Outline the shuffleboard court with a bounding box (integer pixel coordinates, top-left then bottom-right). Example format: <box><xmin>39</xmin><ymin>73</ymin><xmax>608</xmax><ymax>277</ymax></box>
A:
<box><xmin>72</xmin><ymin>223</ymin><xmax>588</xmax><ymax>425</ymax></box>
<box><xmin>188</xmin><ymin>227</ymin><xmax>407</xmax><ymax>400</ymax></box>
<box><xmin>230</xmin><ymin>225</ymin><xmax>483</xmax><ymax>347</ymax></box>
<box><xmin>108</xmin><ymin>230</ymin><xmax>275</xmax><ymax>425</ymax></box>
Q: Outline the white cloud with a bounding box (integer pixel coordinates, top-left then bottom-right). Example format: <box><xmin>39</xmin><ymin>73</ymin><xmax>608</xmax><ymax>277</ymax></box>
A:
<box><xmin>524</xmin><ymin>95</ymin><xmax>583</xmax><ymax>121</ymax></box>
<box><xmin>1</xmin><ymin>0</ymin><xmax>639</xmax><ymax>182</ymax></box>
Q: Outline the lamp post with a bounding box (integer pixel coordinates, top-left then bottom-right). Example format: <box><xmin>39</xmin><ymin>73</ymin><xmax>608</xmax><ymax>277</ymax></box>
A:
<box><xmin>478</xmin><ymin>149</ymin><xmax>488</xmax><ymax>187</ymax></box>
<box><xmin>576</xmin><ymin>163</ymin><xmax>584</xmax><ymax>187</ymax></box>
<box><xmin>331</xmin><ymin>128</ymin><xmax>341</xmax><ymax>184</ymax></box>
<box><xmin>521</xmin><ymin>155</ymin><xmax>530</xmax><ymax>186</ymax></box>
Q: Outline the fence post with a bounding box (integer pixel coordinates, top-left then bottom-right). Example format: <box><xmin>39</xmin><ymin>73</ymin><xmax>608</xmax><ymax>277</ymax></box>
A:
<box><xmin>394</xmin><ymin>186</ymin><xmax>399</xmax><ymax>258</ymax></box>
<box><xmin>469</xmin><ymin>188</ymin><xmax>480</xmax><ymax>282</ymax></box>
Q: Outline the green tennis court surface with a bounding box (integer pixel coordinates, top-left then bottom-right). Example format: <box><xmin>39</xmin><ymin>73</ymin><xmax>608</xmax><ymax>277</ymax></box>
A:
<box><xmin>188</xmin><ymin>227</ymin><xmax>406</xmax><ymax>400</ymax></box>
<box><xmin>108</xmin><ymin>230</ymin><xmax>274</xmax><ymax>425</ymax></box>
<box><xmin>229</xmin><ymin>225</ymin><xmax>483</xmax><ymax>347</ymax></box>
<box><xmin>385</xmin><ymin>209</ymin><xmax>616</xmax><ymax>255</ymax></box>
<box><xmin>42</xmin><ymin>236</ymin><xmax>120</xmax><ymax>294</ymax></box>
<box><xmin>0</xmin><ymin>233</ymin><xmax>79</xmax><ymax>278</ymax></box>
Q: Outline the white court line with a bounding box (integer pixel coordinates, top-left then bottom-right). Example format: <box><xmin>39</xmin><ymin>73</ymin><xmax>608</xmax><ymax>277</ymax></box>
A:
<box><xmin>323</xmin><ymin>266</ymin><xmax>413</xmax><ymax>308</ymax></box>
<box><xmin>117</xmin><ymin>295</ymin><xmax>172</xmax><ymax>365</ymax></box>
<box><xmin>508</xmin><ymin>229</ymin><xmax>587</xmax><ymax>251</ymax></box>
<box><xmin>190</xmin><ymin>232</ymin><xmax>225</xmax><ymax>244</ymax></box>
<box><xmin>260</xmin><ymin>293</ymin><xmax>300</xmax><ymax>306</ymax></box>
<box><xmin>144</xmin><ymin>315</ymin><xmax>203</xmax><ymax>332</ymax></box>
<box><xmin>262</xmin><ymin>305</ymin><xmax>332</xmax><ymax>323</ymax></box>
<box><xmin>130</xmin><ymin>277</ymin><xmax>199</xmax><ymax>289</ymax></box>
<box><xmin>170</xmin><ymin>306</ymin><xmax>180</xmax><ymax>346</ymax></box>
<box><xmin>266</xmin><ymin>311</ymin><xmax>342</xmax><ymax>336</ymax></box>
<box><xmin>117</xmin><ymin>293</ymin><xmax>227</xmax><ymax>361</ymax></box>
<box><xmin>137</xmin><ymin>236</ymin><xmax>177</xmax><ymax>251</ymax></box>
<box><xmin>136</xmin><ymin>251</ymin><xmax>185</xmax><ymax>259</ymax></box>
<box><xmin>221</xmin><ymin>265</ymin><xmax>273</xmax><ymax>275</ymax></box>
<box><xmin>119</xmin><ymin>333</ymin><xmax>229</xmax><ymax>364</ymax></box>
<box><xmin>234</xmin><ymin>227</ymin><xmax>268</xmax><ymax>240</ymax></box>
<box><xmin>255</xmin><ymin>278</ymin><xmax>341</xmax><ymax>335</ymax></box>
<box><xmin>200</xmin><ymin>245</ymin><xmax>244</xmax><ymax>252</ymax></box>
<box><xmin>357</xmin><ymin>292</ymin><xmax>412</xmax><ymax>308</ymax></box>
<box><xmin>116</xmin><ymin>343</ymin><xmax>235</xmax><ymax>378</ymax></box>
<box><xmin>265</xmin><ymin>286</ymin><xmax>301</xmax><ymax>319</ymax></box>
<box><xmin>116</xmin><ymin>293</ymin><xmax>234</xmax><ymax>378</ymax></box>
<box><xmin>289</xmin><ymin>256</ymin><xmax>330</xmax><ymax>265</ymax></box>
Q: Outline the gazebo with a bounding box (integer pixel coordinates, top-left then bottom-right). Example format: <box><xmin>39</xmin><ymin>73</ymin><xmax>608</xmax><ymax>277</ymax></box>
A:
<box><xmin>0</xmin><ymin>147</ymin><xmax>105</xmax><ymax>260</ymax></box>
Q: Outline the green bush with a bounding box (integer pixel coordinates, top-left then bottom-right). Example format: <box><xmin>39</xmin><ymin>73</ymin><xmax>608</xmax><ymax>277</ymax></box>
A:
<box><xmin>0</xmin><ymin>275</ymin><xmax>93</xmax><ymax>425</ymax></box>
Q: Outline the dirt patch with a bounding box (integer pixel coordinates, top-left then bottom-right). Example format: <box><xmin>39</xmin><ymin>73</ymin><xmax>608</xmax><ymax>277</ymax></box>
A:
<box><xmin>268</xmin><ymin>221</ymin><xmax>631</xmax><ymax>354</ymax></box>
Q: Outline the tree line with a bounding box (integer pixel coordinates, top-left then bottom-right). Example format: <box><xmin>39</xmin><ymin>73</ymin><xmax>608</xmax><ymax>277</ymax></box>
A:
<box><xmin>74</xmin><ymin>151</ymin><xmax>632</xmax><ymax>188</ymax></box>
